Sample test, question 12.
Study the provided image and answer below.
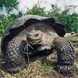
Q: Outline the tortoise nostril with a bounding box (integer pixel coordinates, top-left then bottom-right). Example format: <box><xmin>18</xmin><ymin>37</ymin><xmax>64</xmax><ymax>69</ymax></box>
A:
<box><xmin>34</xmin><ymin>33</ymin><xmax>39</xmax><ymax>37</ymax></box>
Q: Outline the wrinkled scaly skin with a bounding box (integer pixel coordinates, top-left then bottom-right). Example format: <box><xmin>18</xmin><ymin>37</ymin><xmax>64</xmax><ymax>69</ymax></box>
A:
<box><xmin>5</xmin><ymin>37</ymin><xmax>26</xmax><ymax>73</ymax></box>
<box><xmin>53</xmin><ymin>37</ymin><xmax>75</xmax><ymax>75</ymax></box>
<box><xmin>4</xmin><ymin>23</ymin><xmax>75</xmax><ymax>75</ymax></box>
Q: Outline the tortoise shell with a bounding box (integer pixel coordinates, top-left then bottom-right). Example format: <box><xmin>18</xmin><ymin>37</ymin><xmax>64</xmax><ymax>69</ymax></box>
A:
<box><xmin>1</xmin><ymin>15</ymin><xmax>65</xmax><ymax>53</ymax></box>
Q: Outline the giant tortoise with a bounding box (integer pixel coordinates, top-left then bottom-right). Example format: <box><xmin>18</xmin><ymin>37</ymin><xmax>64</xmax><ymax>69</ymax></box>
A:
<box><xmin>1</xmin><ymin>15</ymin><xmax>75</xmax><ymax>75</ymax></box>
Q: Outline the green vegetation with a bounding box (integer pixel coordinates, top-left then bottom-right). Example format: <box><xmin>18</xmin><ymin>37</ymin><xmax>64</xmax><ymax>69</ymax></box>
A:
<box><xmin>0</xmin><ymin>0</ymin><xmax>19</xmax><ymax>14</ymax></box>
<box><xmin>26</xmin><ymin>4</ymin><xmax>46</xmax><ymax>16</ymax></box>
<box><xmin>0</xmin><ymin>1</ymin><xmax>78</xmax><ymax>36</ymax></box>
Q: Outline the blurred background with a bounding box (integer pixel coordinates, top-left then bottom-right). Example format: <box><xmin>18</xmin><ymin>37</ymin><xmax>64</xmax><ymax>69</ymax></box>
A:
<box><xmin>0</xmin><ymin>0</ymin><xmax>78</xmax><ymax>36</ymax></box>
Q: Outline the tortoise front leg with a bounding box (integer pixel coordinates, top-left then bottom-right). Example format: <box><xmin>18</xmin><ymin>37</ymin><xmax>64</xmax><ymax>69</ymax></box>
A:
<box><xmin>53</xmin><ymin>37</ymin><xmax>75</xmax><ymax>75</ymax></box>
<box><xmin>5</xmin><ymin>37</ymin><xmax>27</xmax><ymax>73</ymax></box>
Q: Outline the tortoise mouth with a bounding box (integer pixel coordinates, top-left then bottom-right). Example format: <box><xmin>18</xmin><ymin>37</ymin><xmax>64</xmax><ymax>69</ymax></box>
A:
<box><xmin>29</xmin><ymin>39</ymin><xmax>42</xmax><ymax>45</ymax></box>
<box><xmin>27</xmin><ymin>38</ymin><xmax>42</xmax><ymax>45</ymax></box>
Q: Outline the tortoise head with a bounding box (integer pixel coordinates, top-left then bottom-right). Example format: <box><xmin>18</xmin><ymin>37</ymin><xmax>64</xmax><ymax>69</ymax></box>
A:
<box><xmin>27</xmin><ymin>29</ymin><xmax>43</xmax><ymax>45</ymax></box>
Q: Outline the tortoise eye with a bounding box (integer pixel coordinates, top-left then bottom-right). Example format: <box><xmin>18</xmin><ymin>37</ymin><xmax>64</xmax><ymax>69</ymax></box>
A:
<box><xmin>34</xmin><ymin>33</ymin><xmax>39</xmax><ymax>37</ymax></box>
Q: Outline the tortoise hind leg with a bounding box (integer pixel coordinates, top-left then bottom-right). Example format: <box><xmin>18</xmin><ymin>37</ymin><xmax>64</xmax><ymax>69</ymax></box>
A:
<box><xmin>53</xmin><ymin>37</ymin><xmax>75</xmax><ymax>75</ymax></box>
<box><xmin>5</xmin><ymin>37</ymin><xmax>26</xmax><ymax>73</ymax></box>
